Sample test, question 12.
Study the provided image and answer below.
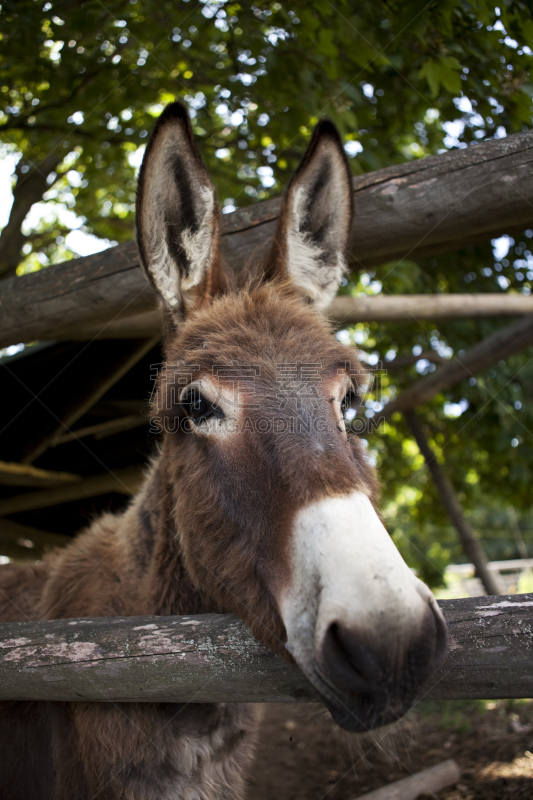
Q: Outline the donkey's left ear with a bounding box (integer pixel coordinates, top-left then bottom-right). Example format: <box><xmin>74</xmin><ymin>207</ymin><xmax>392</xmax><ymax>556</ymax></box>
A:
<box><xmin>266</xmin><ymin>119</ymin><xmax>354</xmax><ymax>311</ymax></box>
<box><xmin>136</xmin><ymin>101</ymin><xmax>223</xmax><ymax>318</ymax></box>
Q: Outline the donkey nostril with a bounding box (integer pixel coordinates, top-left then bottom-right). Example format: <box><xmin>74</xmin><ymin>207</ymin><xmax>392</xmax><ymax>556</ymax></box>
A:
<box><xmin>321</xmin><ymin>622</ymin><xmax>382</xmax><ymax>693</ymax></box>
<box><xmin>330</xmin><ymin>624</ymin><xmax>365</xmax><ymax>679</ymax></box>
<box><xmin>314</xmin><ymin>599</ymin><xmax>448</xmax><ymax>731</ymax></box>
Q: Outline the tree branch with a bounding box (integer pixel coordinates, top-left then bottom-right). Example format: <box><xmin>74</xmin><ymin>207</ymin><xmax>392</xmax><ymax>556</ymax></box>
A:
<box><xmin>0</xmin><ymin>123</ymin><xmax>128</xmax><ymax>144</ymax></box>
<box><xmin>377</xmin><ymin>315</ymin><xmax>533</xmax><ymax>422</ymax></box>
<box><xmin>404</xmin><ymin>410</ymin><xmax>503</xmax><ymax>595</ymax></box>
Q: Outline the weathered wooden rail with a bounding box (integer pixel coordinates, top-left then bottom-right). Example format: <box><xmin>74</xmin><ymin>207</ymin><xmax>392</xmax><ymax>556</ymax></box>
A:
<box><xmin>1</xmin><ymin>594</ymin><xmax>532</xmax><ymax>703</ymax></box>
<box><xmin>48</xmin><ymin>294</ymin><xmax>533</xmax><ymax>344</ymax></box>
<box><xmin>1</xmin><ymin>129</ymin><xmax>533</xmax><ymax>348</ymax></box>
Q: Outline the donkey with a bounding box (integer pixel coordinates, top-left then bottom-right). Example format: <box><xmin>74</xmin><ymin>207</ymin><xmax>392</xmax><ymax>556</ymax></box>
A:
<box><xmin>0</xmin><ymin>102</ymin><xmax>447</xmax><ymax>800</ymax></box>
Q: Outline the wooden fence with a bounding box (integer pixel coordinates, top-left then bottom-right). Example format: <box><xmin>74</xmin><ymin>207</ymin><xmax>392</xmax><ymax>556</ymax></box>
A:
<box><xmin>444</xmin><ymin>558</ymin><xmax>533</xmax><ymax>597</ymax></box>
<box><xmin>0</xmin><ymin>595</ymin><xmax>532</xmax><ymax>703</ymax></box>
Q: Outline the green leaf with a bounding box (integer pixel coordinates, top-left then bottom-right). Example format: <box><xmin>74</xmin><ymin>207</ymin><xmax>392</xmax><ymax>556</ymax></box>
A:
<box><xmin>523</xmin><ymin>18</ymin><xmax>533</xmax><ymax>43</ymax></box>
<box><xmin>317</xmin><ymin>29</ymin><xmax>338</xmax><ymax>58</ymax></box>
<box><xmin>419</xmin><ymin>59</ymin><xmax>440</xmax><ymax>97</ymax></box>
<box><xmin>519</xmin><ymin>82</ymin><xmax>533</xmax><ymax>98</ymax></box>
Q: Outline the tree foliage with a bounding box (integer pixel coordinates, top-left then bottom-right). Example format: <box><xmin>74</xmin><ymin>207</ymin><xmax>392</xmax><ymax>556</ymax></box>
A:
<box><xmin>2</xmin><ymin>0</ymin><xmax>532</xmax><ymax>273</ymax></box>
<box><xmin>1</xmin><ymin>0</ymin><xmax>533</xmax><ymax>585</ymax></box>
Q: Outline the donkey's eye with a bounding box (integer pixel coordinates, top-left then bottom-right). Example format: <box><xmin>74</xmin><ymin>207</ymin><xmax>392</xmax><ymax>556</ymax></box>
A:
<box><xmin>341</xmin><ymin>389</ymin><xmax>359</xmax><ymax>420</ymax></box>
<box><xmin>181</xmin><ymin>391</ymin><xmax>222</xmax><ymax>424</ymax></box>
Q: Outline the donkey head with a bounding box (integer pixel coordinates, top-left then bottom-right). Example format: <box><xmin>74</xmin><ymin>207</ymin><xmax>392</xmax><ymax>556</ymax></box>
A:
<box><xmin>136</xmin><ymin>102</ymin><xmax>448</xmax><ymax>733</ymax></box>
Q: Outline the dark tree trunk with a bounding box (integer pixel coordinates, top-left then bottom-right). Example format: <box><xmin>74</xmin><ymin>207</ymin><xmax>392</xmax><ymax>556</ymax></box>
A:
<box><xmin>404</xmin><ymin>410</ymin><xmax>503</xmax><ymax>596</ymax></box>
<box><xmin>0</xmin><ymin>150</ymin><xmax>62</xmax><ymax>279</ymax></box>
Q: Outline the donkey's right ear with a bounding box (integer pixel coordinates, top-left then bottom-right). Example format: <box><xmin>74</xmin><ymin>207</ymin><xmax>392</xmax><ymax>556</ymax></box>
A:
<box><xmin>264</xmin><ymin>119</ymin><xmax>353</xmax><ymax>311</ymax></box>
<box><xmin>136</xmin><ymin>101</ymin><xmax>222</xmax><ymax>318</ymax></box>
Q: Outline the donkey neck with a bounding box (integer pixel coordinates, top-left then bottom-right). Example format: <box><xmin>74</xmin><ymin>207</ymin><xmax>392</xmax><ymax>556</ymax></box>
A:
<box><xmin>134</xmin><ymin>455</ymin><xmax>221</xmax><ymax>618</ymax></box>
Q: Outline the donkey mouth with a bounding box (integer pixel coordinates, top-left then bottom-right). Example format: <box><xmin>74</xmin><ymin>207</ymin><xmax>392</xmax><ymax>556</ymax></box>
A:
<box><xmin>298</xmin><ymin>661</ymin><xmax>419</xmax><ymax>733</ymax></box>
<box><xmin>321</xmin><ymin>693</ymin><xmax>412</xmax><ymax>733</ymax></box>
